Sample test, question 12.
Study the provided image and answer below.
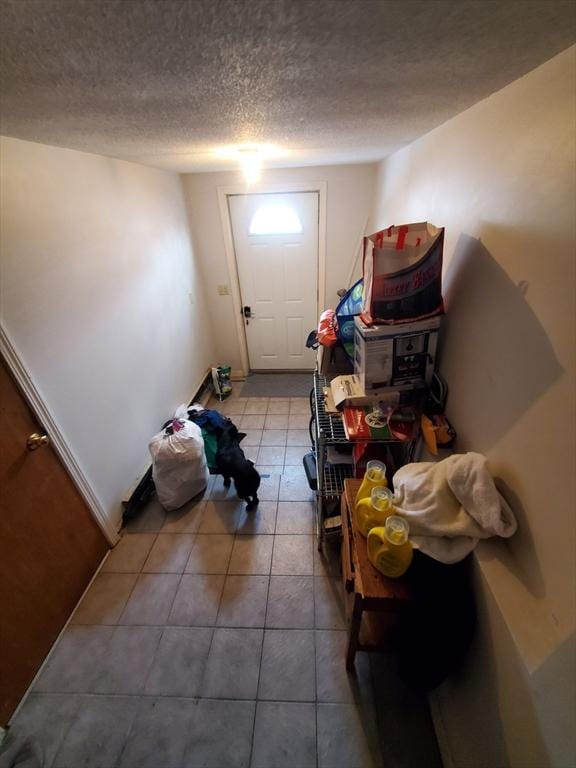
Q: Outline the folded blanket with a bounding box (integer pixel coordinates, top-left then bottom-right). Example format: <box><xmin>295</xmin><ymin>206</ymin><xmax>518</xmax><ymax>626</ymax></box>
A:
<box><xmin>393</xmin><ymin>452</ymin><xmax>517</xmax><ymax>563</ymax></box>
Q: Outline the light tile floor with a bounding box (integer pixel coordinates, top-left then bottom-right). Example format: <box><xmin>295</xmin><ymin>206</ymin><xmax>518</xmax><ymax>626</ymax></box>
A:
<box><xmin>5</xmin><ymin>392</ymin><xmax>442</xmax><ymax>768</ymax></box>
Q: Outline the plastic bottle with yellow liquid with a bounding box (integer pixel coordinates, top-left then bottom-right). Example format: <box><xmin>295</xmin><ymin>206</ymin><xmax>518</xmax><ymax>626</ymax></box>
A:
<box><xmin>367</xmin><ymin>516</ymin><xmax>413</xmax><ymax>578</ymax></box>
<box><xmin>355</xmin><ymin>460</ymin><xmax>387</xmax><ymax>507</ymax></box>
<box><xmin>355</xmin><ymin>486</ymin><xmax>395</xmax><ymax>538</ymax></box>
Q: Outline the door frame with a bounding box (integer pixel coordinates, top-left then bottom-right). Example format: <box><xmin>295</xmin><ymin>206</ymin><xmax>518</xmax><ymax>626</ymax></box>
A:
<box><xmin>217</xmin><ymin>181</ymin><xmax>327</xmax><ymax>376</ymax></box>
<box><xmin>0</xmin><ymin>326</ymin><xmax>119</xmax><ymax>544</ymax></box>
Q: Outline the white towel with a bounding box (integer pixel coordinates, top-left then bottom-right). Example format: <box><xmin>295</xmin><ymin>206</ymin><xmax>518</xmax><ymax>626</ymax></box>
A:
<box><xmin>392</xmin><ymin>452</ymin><xmax>517</xmax><ymax>563</ymax></box>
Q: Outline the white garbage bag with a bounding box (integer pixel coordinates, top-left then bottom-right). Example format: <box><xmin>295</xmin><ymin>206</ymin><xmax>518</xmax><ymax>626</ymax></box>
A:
<box><xmin>149</xmin><ymin>419</ymin><xmax>209</xmax><ymax>511</ymax></box>
<box><xmin>173</xmin><ymin>402</ymin><xmax>204</xmax><ymax>420</ymax></box>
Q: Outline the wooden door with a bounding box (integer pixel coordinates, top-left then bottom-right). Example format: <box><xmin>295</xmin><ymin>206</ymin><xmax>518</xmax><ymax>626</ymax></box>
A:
<box><xmin>229</xmin><ymin>192</ymin><xmax>318</xmax><ymax>370</ymax></box>
<box><xmin>0</xmin><ymin>357</ymin><xmax>109</xmax><ymax>724</ymax></box>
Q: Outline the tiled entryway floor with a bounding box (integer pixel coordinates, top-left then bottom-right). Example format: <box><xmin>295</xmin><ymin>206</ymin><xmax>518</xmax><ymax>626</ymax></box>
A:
<box><xmin>7</xmin><ymin>394</ymin><xmax>442</xmax><ymax>768</ymax></box>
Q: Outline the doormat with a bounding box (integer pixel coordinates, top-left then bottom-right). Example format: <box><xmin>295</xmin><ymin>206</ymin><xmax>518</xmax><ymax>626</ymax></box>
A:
<box><xmin>241</xmin><ymin>373</ymin><xmax>313</xmax><ymax>398</ymax></box>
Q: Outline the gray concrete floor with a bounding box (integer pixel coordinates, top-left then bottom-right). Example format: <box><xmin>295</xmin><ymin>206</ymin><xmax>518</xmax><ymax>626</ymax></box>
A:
<box><xmin>5</xmin><ymin>394</ymin><xmax>442</xmax><ymax>768</ymax></box>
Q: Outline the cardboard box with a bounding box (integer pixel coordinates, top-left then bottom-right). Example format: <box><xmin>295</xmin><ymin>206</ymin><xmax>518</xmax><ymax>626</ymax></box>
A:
<box><xmin>329</xmin><ymin>374</ymin><xmax>422</xmax><ymax>410</ymax></box>
<box><xmin>354</xmin><ymin>315</ymin><xmax>441</xmax><ymax>391</ymax></box>
<box><xmin>330</xmin><ymin>375</ymin><xmax>374</xmax><ymax>410</ymax></box>
<box><xmin>317</xmin><ymin>343</ymin><xmax>353</xmax><ymax>379</ymax></box>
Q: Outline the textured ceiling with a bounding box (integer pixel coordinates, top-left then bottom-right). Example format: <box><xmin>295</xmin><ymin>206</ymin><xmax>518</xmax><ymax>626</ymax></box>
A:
<box><xmin>0</xmin><ymin>0</ymin><xmax>574</xmax><ymax>172</ymax></box>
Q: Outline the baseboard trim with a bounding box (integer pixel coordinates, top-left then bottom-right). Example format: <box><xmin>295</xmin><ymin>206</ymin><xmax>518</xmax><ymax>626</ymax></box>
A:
<box><xmin>429</xmin><ymin>689</ymin><xmax>455</xmax><ymax>768</ymax></box>
<box><xmin>0</xmin><ymin>326</ymin><xmax>119</xmax><ymax>545</ymax></box>
<box><xmin>192</xmin><ymin>368</ymin><xmax>215</xmax><ymax>405</ymax></box>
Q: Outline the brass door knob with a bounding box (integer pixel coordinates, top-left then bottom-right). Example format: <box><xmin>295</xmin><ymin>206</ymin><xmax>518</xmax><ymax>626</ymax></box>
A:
<box><xmin>27</xmin><ymin>433</ymin><xmax>49</xmax><ymax>451</ymax></box>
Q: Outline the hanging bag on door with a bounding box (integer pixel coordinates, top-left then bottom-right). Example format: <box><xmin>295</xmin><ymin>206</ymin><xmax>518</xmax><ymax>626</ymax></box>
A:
<box><xmin>361</xmin><ymin>222</ymin><xmax>444</xmax><ymax>324</ymax></box>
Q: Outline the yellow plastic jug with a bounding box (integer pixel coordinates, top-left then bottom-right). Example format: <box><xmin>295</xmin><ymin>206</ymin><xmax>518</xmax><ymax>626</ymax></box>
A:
<box><xmin>355</xmin><ymin>460</ymin><xmax>387</xmax><ymax>506</ymax></box>
<box><xmin>367</xmin><ymin>516</ymin><xmax>413</xmax><ymax>578</ymax></box>
<box><xmin>354</xmin><ymin>486</ymin><xmax>395</xmax><ymax>538</ymax></box>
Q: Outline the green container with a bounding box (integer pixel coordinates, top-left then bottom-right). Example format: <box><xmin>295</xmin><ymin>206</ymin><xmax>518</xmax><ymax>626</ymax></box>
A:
<box><xmin>212</xmin><ymin>365</ymin><xmax>232</xmax><ymax>401</ymax></box>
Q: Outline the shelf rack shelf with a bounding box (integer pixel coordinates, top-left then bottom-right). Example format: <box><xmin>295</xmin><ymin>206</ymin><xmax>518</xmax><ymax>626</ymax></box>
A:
<box><xmin>311</xmin><ymin>371</ymin><xmax>352</xmax><ymax>549</ymax></box>
<box><xmin>322</xmin><ymin>462</ymin><xmax>355</xmax><ymax>497</ymax></box>
<box><xmin>311</xmin><ymin>370</ymin><xmax>420</xmax><ymax>550</ymax></box>
<box><xmin>312</xmin><ymin>371</ymin><xmax>348</xmax><ymax>443</ymax></box>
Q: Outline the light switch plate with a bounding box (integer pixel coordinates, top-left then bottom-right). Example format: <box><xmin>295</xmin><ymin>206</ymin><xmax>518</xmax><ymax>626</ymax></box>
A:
<box><xmin>217</xmin><ymin>284</ymin><xmax>230</xmax><ymax>295</ymax></box>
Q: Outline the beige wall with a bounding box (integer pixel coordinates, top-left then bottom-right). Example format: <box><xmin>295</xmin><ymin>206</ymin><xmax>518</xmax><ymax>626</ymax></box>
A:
<box><xmin>368</xmin><ymin>46</ymin><xmax>576</xmax><ymax>767</ymax></box>
<box><xmin>0</xmin><ymin>137</ymin><xmax>215</xmax><ymax>532</ymax></box>
<box><xmin>182</xmin><ymin>164</ymin><xmax>376</xmax><ymax>374</ymax></box>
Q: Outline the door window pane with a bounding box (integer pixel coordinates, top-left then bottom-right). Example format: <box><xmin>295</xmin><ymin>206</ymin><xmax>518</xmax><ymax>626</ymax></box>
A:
<box><xmin>249</xmin><ymin>204</ymin><xmax>303</xmax><ymax>235</ymax></box>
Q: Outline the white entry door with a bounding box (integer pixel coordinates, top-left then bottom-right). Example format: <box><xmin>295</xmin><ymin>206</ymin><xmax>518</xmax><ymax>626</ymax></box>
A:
<box><xmin>228</xmin><ymin>192</ymin><xmax>318</xmax><ymax>370</ymax></box>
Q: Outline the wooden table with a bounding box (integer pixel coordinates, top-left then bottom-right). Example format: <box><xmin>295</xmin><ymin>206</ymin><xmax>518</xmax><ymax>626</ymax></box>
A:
<box><xmin>341</xmin><ymin>479</ymin><xmax>412</xmax><ymax>669</ymax></box>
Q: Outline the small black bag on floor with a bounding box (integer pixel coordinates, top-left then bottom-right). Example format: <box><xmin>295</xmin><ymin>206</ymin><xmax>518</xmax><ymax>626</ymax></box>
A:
<box><xmin>397</xmin><ymin>552</ymin><xmax>476</xmax><ymax>690</ymax></box>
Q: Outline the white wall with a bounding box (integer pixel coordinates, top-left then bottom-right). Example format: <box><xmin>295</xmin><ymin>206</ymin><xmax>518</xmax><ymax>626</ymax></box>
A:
<box><xmin>182</xmin><ymin>164</ymin><xmax>376</xmax><ymax>374</ymax></box>
<box><xmin>0</xmin><ymin>137</ymin><xmax>215</xmax><ymax>534</ymax></box>
<box><xmin>368</xmin><ymin>47</ymin><xmax>576</xmax><ymax>767</ymax></box>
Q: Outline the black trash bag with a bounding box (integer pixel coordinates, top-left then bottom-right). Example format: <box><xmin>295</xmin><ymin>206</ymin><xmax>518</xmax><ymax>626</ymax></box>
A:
<box><xmin>396</xmin><ymin>551</ymin><xmax>476</xmax><ymax>691</ymax></box>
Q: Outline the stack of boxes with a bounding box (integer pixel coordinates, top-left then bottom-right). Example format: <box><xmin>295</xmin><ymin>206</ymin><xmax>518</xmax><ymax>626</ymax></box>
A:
<box><xmin>353</xmin><ymin>314</ymin><xmax>441</xmax><ymax>403</ymax></box>
<box><xmin>353</xmin><ymin>221</ymin><xmax>445</xmax><ymax>406</ymax></box>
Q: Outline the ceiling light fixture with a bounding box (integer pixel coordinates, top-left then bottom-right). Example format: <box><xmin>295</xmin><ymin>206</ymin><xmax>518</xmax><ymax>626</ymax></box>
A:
<box><xmin>238</xmin><ymin>147</ymin><xmax>262</xmax><ymax>185</ymax></box>
<box><xmin>214</xmin><ymin>143</ymin><xmax>287</xmax><ymax>184</ymax></box>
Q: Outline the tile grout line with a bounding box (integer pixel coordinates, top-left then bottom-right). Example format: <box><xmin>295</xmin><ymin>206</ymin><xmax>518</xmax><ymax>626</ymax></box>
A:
<box><xmin>138</xmin><ymin>617</ymin><xmax>170</xmax><ymax>695</ymax></box>
<box><xmin>76</xmin><ymin>615</ymin><xmax>329</xmax><ymax>630</ymax></box>
<box><xmin>158</xmin><ymin>563</ymin><xmax>184</xmax><ymax>632</ymax></box>
<box><xmin>110</xmin><ymin>530</ymin><xmax>159</xmax><ymax>575</ymax></box>
<box><xmin>195</xmin><ymin>616</ymin><xmax>218</xmax><ymax>707</ymax></box>
<box><xmin>211</xmin><ymin>526</ymin><xmax>241</xmax><ymax>628</ymax></box>
<box><xmin>112</xmin><ymin>626</ymin><xmax>165</xmax><ymax>768</ymax></box>
<box><xmin>87</xmin><ymin>534</ymin><xmax>181</xmax><ymax>756</ymax></box>
<box><xmin>106</xmin><ymin>539</ymin><xmax>158</xmax><ymax>625</ymax></box>
<box><xmin>30</xmin><ymin>689</ymin><xmax>346</xmax><ymax>705</ymax></box>
<box><xmin>248</xmin><ymin>500</ymin><xmax>278</xmax><ymax>766</ymax></box>
<box><xmin>46</xmin><ymin>695</ymin><xmax>84</xmax><ymax>768</ymax></box>
<box><xmin>247</xmin><ymin>558</ymin><xmax>274</xmax><ymax>767</ymax></box>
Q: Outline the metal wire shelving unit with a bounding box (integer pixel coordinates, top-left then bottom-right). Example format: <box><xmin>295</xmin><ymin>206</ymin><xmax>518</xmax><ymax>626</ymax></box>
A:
<box><xmin>322</xmin><ymin>462</ymin><xmax>354</xmax><ymax>496</ymax></box>
<box><xmin>311</xmin><ymin>370</ymin><xmax>419</xmax><ymax>550</ymax></box>
<box><xmin>310</xmin><ymin>371</ymin><xmax>352</xmax><ymax>550</ymax></box>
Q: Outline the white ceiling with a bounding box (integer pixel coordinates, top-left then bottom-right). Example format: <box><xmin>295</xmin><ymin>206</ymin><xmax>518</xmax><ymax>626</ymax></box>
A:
<box><xmin>0</xmin><ymin>0</ymin><xmax>574</xmax><ymax>173</ymax></box>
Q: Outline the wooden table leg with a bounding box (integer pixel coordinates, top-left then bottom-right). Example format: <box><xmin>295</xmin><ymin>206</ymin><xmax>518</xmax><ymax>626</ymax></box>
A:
<box><xmin>346</xmin><ymin>593</ymin><xmax>363</xmax><ymax>670</ymax></box>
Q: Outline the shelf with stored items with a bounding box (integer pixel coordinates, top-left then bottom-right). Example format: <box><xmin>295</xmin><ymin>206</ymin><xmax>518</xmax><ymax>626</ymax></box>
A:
<box><xmin>310</xmin><ymin>370</ymin><xmax>420</xmax><ymax>551</ymax></box>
